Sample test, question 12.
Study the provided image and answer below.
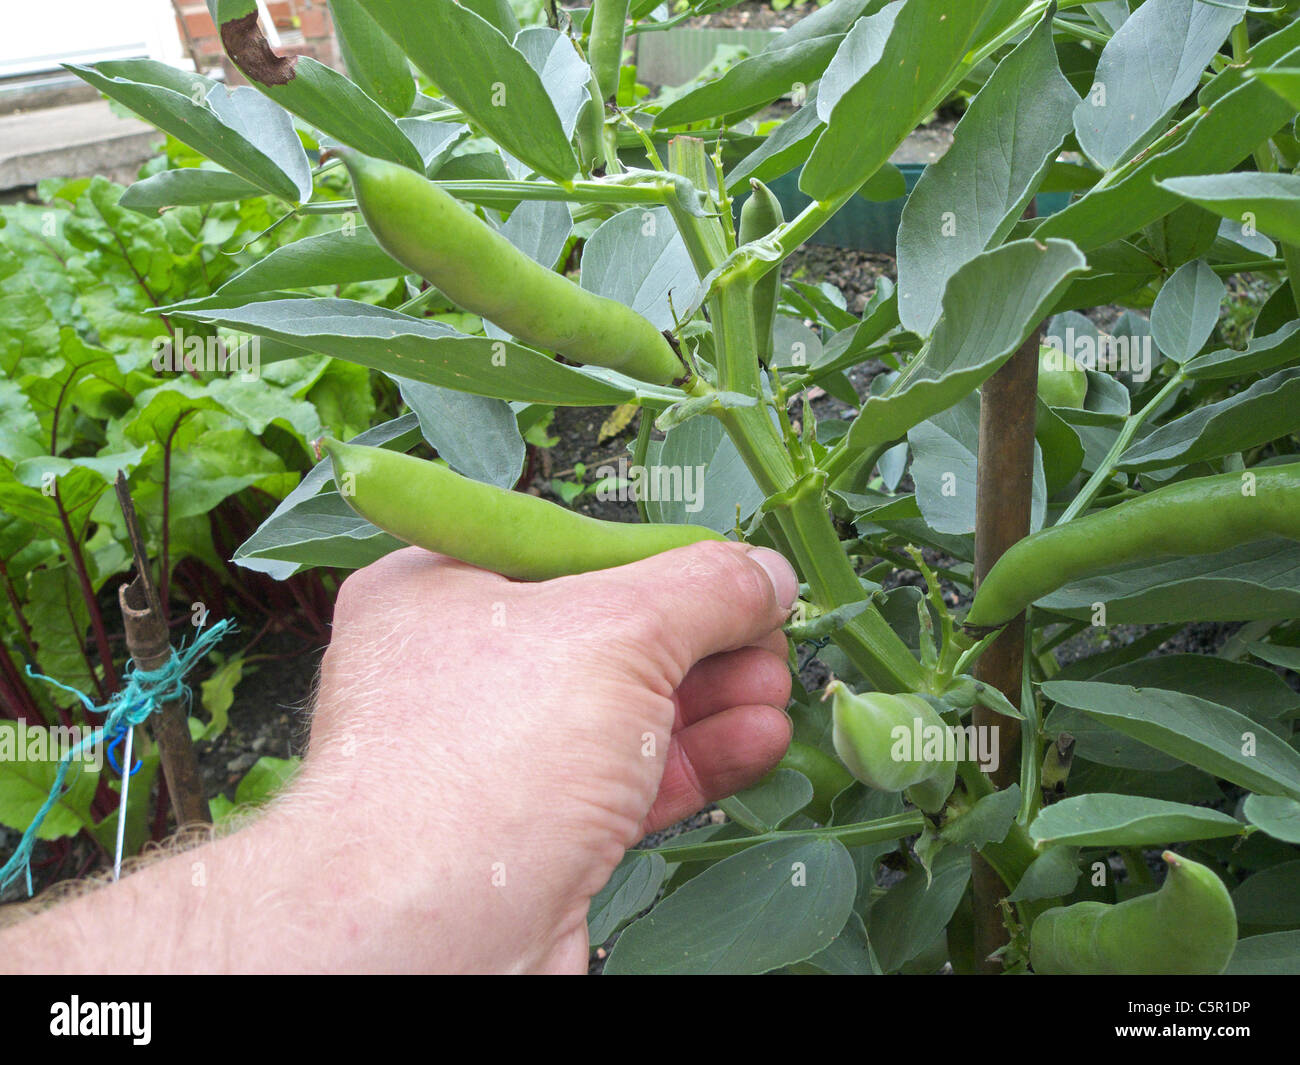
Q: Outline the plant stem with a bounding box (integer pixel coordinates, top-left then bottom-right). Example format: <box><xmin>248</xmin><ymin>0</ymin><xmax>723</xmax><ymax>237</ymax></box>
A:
<box><xmin>632</xmin><ymin>408</ymin><xmax>654</xmax><ymax>523</ymax></box>
<box><xmin>648</xmin><ymin>811</ymin><xmax>926</xmax><ymax>863</ymax></box>
<box><xmin>1054</xmin><ymin>369</ymin><xmax>1186</xmax><ymax>525</ymax></box>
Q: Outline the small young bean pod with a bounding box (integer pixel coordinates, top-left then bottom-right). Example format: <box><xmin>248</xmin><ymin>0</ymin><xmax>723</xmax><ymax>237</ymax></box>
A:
<box><xmin>1030</xmin><ymin>851</ymin><xmax>1237</xmax><ymax>975</ymax></box>
<box><xmin>737</xmin><ymin>179</ymin><xmax>785</xmax><ymax>369</ymax></box>
<box><xmin>966</xmin><ymin>463</ymin><xmax>1300</xmax><ymax>629</ymax></box>
<box><xmin>828</xmin><ymin>682</ymin><xmax>956</xmax><ymax>813</ymax></box>
<box><xmin>1036</xmin><ymin>343</ymin><xmax>1088</xmax><ymax>409</ymax></box>
<box><xmin>337</xmin><ymin>149</ymin><xmax>691</xmax><ymax>389</ymax></box>
<box><xmin>325</xmin><ymin>438</ymin><xmax>725</xmax><ymax>580</ymax></box>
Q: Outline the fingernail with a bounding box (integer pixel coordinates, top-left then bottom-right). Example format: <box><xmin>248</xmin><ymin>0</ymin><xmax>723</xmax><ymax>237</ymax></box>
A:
<box><xmin>747</xmin><ymin>547</ymin><xmax>798</xmax><ymax>611</ymax></box>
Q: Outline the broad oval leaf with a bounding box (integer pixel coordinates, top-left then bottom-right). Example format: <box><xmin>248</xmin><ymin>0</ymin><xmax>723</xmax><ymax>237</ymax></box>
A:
<box><xmin>66</xmin><ymin>61</ymin><xmax>310</xmax><ymax>201</ymax></box>
<box><xmin>1029</xmin><ymin>793</ymin><xmax>1244</xmax><ymax>847</ymax></box>
<box><xmin>1158</xmin><ymin>172</ymin><xmax>1300</xmax><ymax>248</ymax></box>
<box><xmin>603</xmin><ymin>836</ymin><xmax>857</xmax><ymax>974</ymax></box>
<box><xmin>120</xmin><ymin>167</ymin><xmax>265</xmax><ymax>211</ymax></box>
<box><xmin>896</xmin><ymin>12</ymin><xmax>1078</xmax><ymax>335</ymax></box>
<box><xmin>581</xmin><ymin>207</ymin><xmax>700</xmax><ymax>330</ymax></box>
<box><xmin>1073</xmin><ymin>0</ymin><xmax>1245</xmax><ymax>170</ymax></box>
<box><xmin>1149</xmin><ymin>259</ymin><xmax>1225</xmax><ymax>363</ymax></box>
<box><xmin>1226</xmin><ymin>930</ymin><xmax>1300</xmax><ymax>975</ymax></box>
<box><xmin>1244</xmin><ymin>794</ymin><xmax>1300</xmax><ymax>844</ymax></box>
<box><xmin>802</xmin><ymin>0</ymin><xmax>1015</xmax><ymax>201</ymax></box>
<box><xmin>587</xmin><ymin>851</ymin><xmax>668</xmax><ymax>947</ymax></box>
<box><xmin>1041</xmin><ymin>680</ymin><xmax>1300</xmax><ymax>800</ymax></box>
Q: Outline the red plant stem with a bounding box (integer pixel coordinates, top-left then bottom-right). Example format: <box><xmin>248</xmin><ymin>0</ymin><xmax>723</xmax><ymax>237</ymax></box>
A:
<box><xmin>0</xmin><ymin>560</ymin><xmax>39</xmax><ymax>662</ymax></box>
<box><xmin>0</xmin><ymin>652</ymin><xmax>41</xmax><ymax>723</ymax></box>
<box><xmin>54</xmin><ymin>488</ymin><xmax>119</xmax><ymax>697</ymax></box>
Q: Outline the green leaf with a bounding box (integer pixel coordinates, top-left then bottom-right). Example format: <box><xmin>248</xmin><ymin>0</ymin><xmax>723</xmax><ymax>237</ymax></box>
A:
<box><xmin>234</xmin><ymin>755</ymin><xmax>300</xmax><ymax>806</ymax></box>
<box><xmin>215</xmin><ymin>0</ymin><xmax>423</xmax><ymax>171</ymax></box>
<box><xmin>1149</xmin><ymin>259</ymin><xmax>1225</xmax><ymax>363</ymax></box>
<box><xmin>1251</xmin><ymin>67</ymin><xmax>1300</xmax><ymax>109</ymax></box>
<box><xmin>1184</xmin><ymin>321</ymin><xmax>1300</xmax><ymax>381</ymax></box>
<box><xmin>170</xmin><ymin>298</ymin><xmax>635</xmax><ymax>406</ymax></box>
<box><xmin>233</xmin><ymin>414</ymin><xmax>422</xmax><ymax>578</ymax></box>
<box><xmin>1035</xmin><ymin>48</ymin><xmax>1300</xmax><ymax>252</ymax></box>
<box><xmin>1094</xmin><ymin>654</ymin><xmax>1300</xmax><ymax>724</ymax></box>
<box><xmin>1247</xmin><ymin>641</ymin><xmax>1300</xmax><ymax>672</ymax></box>
<box><xmin>587</xmin><ymin>850</ymin><xmax>667</xmax><ymax>946</ymax></box>
<box><xmin>1158</xmin><ymin>172</ymin><xmax>1300</xmax><ymax>248</ymax></box>
<box><xmin>67</xmin><ymin>61</ymin><xmax>310</xmax><ymax>202</ymax></box>
<box><xmin>1232</xmin><ymin>860</ymin><xmax>1300</xmax><ymax>926</ymax></box>
<box><xmin>198</xmin><ymin>655</ymin><xmax>244</xmax><ymax>742</ymax></box>
<box><xmin>1007</xmin><ymin>844</ymin><xmax>1081</xmax><ymax>903</ymax></box>
<box><xmin>120</xmin><ymin>167</ymin><xmax>266</xmax><ymax>211</ymax></box>
<box><xmin>355</xmin><ymin>0</ymin><xmax>578</xmax><ymax>183</ymax></box>
<box><xmin>1226</xmin><ymin>930</ymin><xmax>1300</xmax><ymax>975</ymax></box>
<box><xmin>656</xmin><ymin>34</ymin><xmax>848</xmax><ymax>128</ymax></box>
<box><xmin>867</xmin><ymin>845</ymin><xmax>970</xmax><ymax>973</ymax></box>
<box><xmin>941</xmin><ymin>785</ymin><xmax>1020</xmax><ymax>849</ymax></box>
<box><xmin>830</xmin><ymin>239</ymin><xmax>1087</xmax><ymax>469</ymax></box>
<box><xmin>790</xmin><ymin>912</ymin><xmax>881</xmax><ymax>974</ymax></box>
<box><xmin>718</xmin><ymin>769</ymin><xmax>815</xmax><ymax>833</ymax></box>
<box><xmin>896</xmin><ymin>12</ymin><xmax>1078</xmax><ymax>334</ymax></box>
<box><xmin>725</xmin><ymin>95</ymin><xmax>823</xmax><ymax>193</ymax></box>
<box><xmin>1072</xmin><ymin>0</ymin><xmax>1245</xmax><ymax>170</ymax></box>
<box><xmin>1118</xmin><ymin>367</ymin><xmax>1300</xmax><ymax>470</ymax></box>
<box><xmin>1041</xmin><ymin>680</ymin><xmax>1300</xmax><ymax>800</ymax></box>
<box><xmin>216</xmin><ymin>227</ymin><xmax>405</xmax><ymax>297</ymax></box>
<box><xmin>802</xmin><ymin>0</ymin><xmax>1011</xmax><ymax>201</ymax></box>
<box><xmin>330</xmin><ymin>0</ymin><xmax>416</xmax><ymax>117</ymax></box>
<box><xmin>1029</xmin><ymin>793</ymin><xmax>1244</xmax><ymax>847</ymax></box>
<box><xmin>1038</xmin><ymin>540</ymin><xmax>1300</xmax><ymax>625</ymax></box>
<box><xmin>0</xmin><ymin>723</ymin><xmax>102</xmax><ymax>840</ymax></box>
<box><xmin>604</xmin><ymin>836</ymin><xmax>857</xmax><ymax>974</ymax></box>
<box><xmin>580</xmin><ymin>207</ymin><xmax>700</xmax><ymax>331</ymax></box>
<box><xmin>1244</xmin><ymin>794</ymin><xmax>1300</xmax><ymax>844</ymax></box>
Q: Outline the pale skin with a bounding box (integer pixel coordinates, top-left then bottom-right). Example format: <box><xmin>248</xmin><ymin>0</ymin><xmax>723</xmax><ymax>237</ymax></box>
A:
<box><xmin>0</xmin><ymin>541</ymin><xmax>797</xmax><ymax>973</ymax></box>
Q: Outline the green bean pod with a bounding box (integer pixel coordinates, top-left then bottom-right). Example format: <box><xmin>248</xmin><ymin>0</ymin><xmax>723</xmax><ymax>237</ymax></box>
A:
<box><xmin>738</xmin><ymin>179</ymin><xmax>784</xmax><ymax>369</ymax></box>
<box><xmin>1037</xmin><ymin>343</ymin><xmax>1088</xmax><ymax>409</ymax></box>
<box><xmin>1030</xmin><ymin>851</ymin><xmax>1237</xmax><ymax>975</ymax></box>
<box><xmin>325</xmin><ymin>438</ymin><xmax>725</xmax><ymax>580</ymax></box>
<box><xmin>966</xmin><ymin>463</ymin><xmax>1300</xmax><ymax>629</ymax></box>
<box><xmin>828</xmin><ymin>682</ymin><xmax>956</xmax><ymax>811</ymax></box>
<box><xmin>337</xmin><ymin>149</ymin><xmax>690</xmax><ymax>388</ymax></box>
<box><xmin>589</xmin><ymin>0</ymin><xmax>631</xmax><ymax>104</ymax></box>
<box><xmin>778</xmin><ymin>740</ymin><xmax>855</xmax><ymax>823</ymax></box>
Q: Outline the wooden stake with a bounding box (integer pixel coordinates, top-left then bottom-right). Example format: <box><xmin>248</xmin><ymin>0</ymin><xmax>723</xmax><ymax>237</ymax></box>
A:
<box><xmin>114</xmin><ymin>473</ymin><xmax>211</xmax><ymax>828</ymax></box>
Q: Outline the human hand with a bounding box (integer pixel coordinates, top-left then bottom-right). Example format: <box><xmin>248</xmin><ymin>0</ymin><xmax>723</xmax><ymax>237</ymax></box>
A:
<box><xmin>293</xmin><ymin>541</ymin><xmax>797</xmax><ymax>972</ymax></box>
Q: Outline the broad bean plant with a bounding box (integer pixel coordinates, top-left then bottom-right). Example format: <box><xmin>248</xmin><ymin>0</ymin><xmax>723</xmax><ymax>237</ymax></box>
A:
<box><xmin>66</xmin><ymin>0</ymin><xmax>1300</xmax><ymax>974</ymax></box>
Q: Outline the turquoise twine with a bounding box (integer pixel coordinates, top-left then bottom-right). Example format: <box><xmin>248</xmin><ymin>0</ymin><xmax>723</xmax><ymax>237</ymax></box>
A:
<box><xmin>0</xmin><ymin>618</ymin><xmax>234</xmax><ymax>897</ymax></box>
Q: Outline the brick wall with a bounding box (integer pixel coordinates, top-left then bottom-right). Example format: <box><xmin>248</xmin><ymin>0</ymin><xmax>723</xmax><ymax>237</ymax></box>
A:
<box><xmin>173</xmin><ymin>1</ymin><xmax>340</xmax><ymax>82</ymax></box>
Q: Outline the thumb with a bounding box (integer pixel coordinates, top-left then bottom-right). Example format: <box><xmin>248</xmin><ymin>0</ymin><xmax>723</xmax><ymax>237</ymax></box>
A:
<box><xmin>566</xmin><ymin>540</ymin><xmax>798</xmax><ymax>685</ymax></box>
